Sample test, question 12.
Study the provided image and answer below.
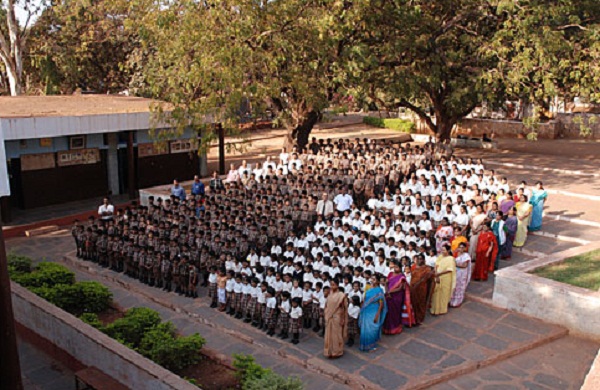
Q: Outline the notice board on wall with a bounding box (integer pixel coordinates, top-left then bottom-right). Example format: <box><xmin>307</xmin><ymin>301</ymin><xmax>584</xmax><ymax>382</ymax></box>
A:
<box><xmin>21</xmin><ymin>153</ymin><xmax>56</xmax><ymax>171</ymax></box>
<box><xmin>57</xmin><ymin>148</ymin><xmax>100</xmax><ymax>167</ymax></box>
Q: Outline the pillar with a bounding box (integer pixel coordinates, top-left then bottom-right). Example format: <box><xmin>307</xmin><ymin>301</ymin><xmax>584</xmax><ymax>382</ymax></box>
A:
<box><xmin>106</xmin><ymin>133</ymin><xmax>120</xmax><ymax>196</ymax></box>
<box><xmin>127</xmin><ymin>131</ymin><xmax>136</xmax><ymax>200</ymax></box>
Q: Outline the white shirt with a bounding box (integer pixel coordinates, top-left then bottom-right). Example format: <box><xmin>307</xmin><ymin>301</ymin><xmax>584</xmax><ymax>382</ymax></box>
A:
<box><xmin>266</xmin><ymin>296</ymin><xmax>277</xmax><ymax>309</ymax></box>
<box><xmin>98</xmin><ymin>204</ymin><xmax>114</xmax><ymax>220</ymax></box>
<box><xmin>290</xmin><ymin>306</ymin><xmax>303</xmax><ymax>319</ymax></box>
<box><xmin>348</xmin><ymin>304</ymin><xmax>360</xmax><ymax>319</ymax></box>
<box><xmin>334</xmin><ymin>194</ymin><xmax>353</xmax><ymax>212</ymax></box>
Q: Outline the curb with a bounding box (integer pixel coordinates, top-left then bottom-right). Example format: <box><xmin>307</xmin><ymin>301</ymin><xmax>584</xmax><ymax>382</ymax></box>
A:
<box><xmin>60</xmin><ymin>254</ymin><xmax>569</xmax><ymax>390</ymax></box>
<box><xmin>59</xmin><ymin>254</ymin><xmax>378</xmax><ymax>390</ymax></box>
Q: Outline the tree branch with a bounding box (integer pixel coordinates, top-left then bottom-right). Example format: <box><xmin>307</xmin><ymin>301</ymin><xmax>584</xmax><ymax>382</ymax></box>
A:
<box><xmin>397</xmin><ymin>99</ymin><xmax>435</xmax><ymax>131</ymax></box>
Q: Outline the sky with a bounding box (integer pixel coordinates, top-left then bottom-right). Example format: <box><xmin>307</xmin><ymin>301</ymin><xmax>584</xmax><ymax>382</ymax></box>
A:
<box><xmin>12</xmin><ymin>0</ymin><xmax>46</xmax><ymax>27</ymax></box>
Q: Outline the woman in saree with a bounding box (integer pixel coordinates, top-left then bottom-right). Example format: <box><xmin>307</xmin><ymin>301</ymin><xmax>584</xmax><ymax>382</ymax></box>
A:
<box><xmin>359</xmin><ymin>275</ymin><xmax>388</xmax><ymax>352</ymax></box>
<box><xmin>468</xmin><ymin>205</ymin><xmax>487</xmax><ymax>261</ymax></box>
<box><xmin>430</xmin><ymin>245</ymin><xmax>456</xmax><ymax>316</ymax></box>
<box><xmin>499</xmin><ymin>191</ymin><xmax>515</xmax><ymax>215</ymax></box>
<box><xmin>450</xmin><ymin>243</ymin><xmax>471</xmax><ymax>308</ymax></box>
<box><xmin>383</xmin><ymin>262</ymin><xmax>412</xmax><ymax>335</ymax></box>
<box><xmin>410</xmin><ymin>255</ymin><xmax>434</xmax><ymax>325</ymax></box>
<box><xmin>502</xmin><ymin>207</ymin><xmax>518</xmax><ymax>259</ymax></box>
<box><xmin>434</xmin><ymin>218</ymin><xmax>454</xmax><ymax>253</ymax></box>
<box><xmin>528</xmin><ymin>181</ymin><xmax>548</xmax><ymax>232</ymax></box>
<box><xmin>472</xmin><ymin>224</ymin><xmax>498</xmax><ymax>281</ymax></box>
<box><xmin>514</xmin><ymin>195</ymin><xmax>533</xmax><ymax>247</ymax></box>
<box><xmin>323</xmin><ymin>278</ymin><xmax>348</xmax><ymax>359</ymax></box>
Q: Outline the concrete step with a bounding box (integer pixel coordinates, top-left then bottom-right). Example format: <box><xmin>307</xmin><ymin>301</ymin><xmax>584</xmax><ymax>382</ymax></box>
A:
<box><xmin>58</xmin><ymin>252</ymin><xmax>569</xmax><ymax>390</ymax></box>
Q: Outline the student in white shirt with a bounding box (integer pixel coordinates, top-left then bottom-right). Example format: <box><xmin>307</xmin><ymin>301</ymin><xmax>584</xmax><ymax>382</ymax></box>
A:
<box><xmin>289</xmin><ymin>298</ymin><xmax>303</xmax><ymax>344</ymax></box>
<box><xmin>346</xmin><ymin>295</ymin><xmax>361</xmax><ymax>347</ymax></box>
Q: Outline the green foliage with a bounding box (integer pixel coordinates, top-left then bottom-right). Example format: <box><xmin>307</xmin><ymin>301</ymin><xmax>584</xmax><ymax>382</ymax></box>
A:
<box><xmin>104</xmin><ymin>307</ymin><xmax>162</xmax><ymax>348</ymax></box>
<box><xmin>79</xmin><ymin>313</ymin><xmax>104</xmax><ymax>330</ymax></box>
<box><xmin>138</xmin><ymin>322</ymin><xmax>205</xmax><ymax>372</ymax></box>
<box><xmin>233</xmin><ymin>354</ymin><xmax>271</xmax><ymax>383</ymax></box>
<box><xmin>7</xmin><ymin>253</ymin><xmax>33</xmax><ymax>275</ymax></box>
<box><xmin>523</xmin><ymin>106</ymin><xmax>541</xmax><ymax>142</ymax></box>
<box><xmin>30</xmin><ymin>281</ymin><xmax>112</xmax><ymax>316</ymax></box>
<box><xmin>573</xmin><ymin>115</ymin><xmax>598</xmax><ymax>137</ymax></box>
<box><xmin>233</xmin><ymin>354</ymin><xmax>303</xmax><ymax>390</ymax></box>
<box><xmin>25</xmin><ymin>0</ymin><xmax>137</xmax><ymax>94</ymax></box>
<box><xmin>244</xmin><ymin>371</ymin><xmax>303</xmax><ymax>390</ymax></box>
<box><xmin>11</xmin><ymin>262</ymin><xmax>75</xmax><ymax>288</ymax></box>
<box><xmin>363</xmin><ymin>117</ymin><xmax>415</xmax><ymax>133</ymax></box>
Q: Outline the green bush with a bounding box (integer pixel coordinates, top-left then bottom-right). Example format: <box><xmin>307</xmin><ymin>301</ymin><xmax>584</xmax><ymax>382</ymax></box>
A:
<box><xmin>30</xmin><ymin>281</ymin><xmax>112</xmax><ymax>316</ymax></box>
<box><xmin>245</xmin><ymin>371</ymin><xmax>303</xmax><ymax>390</ymax></box>
<box><xmin>104</xmin><ymin>307</ymin><xmax>162</xmax><ymax>348</ymax></box>
<box><xmin>7</xmin><ymin>253</ymin><xmax>33</xmax><ymax>275</ymax></box>
<box><xmin>363</xmin><ymin>116</ymin><xmax>415</xmax><ymax>133</ymax></box>
<box><xmin>79</xmin><ymin>313</ymin><xmax>104</xmax><ymax>330</ymax></box>
<box><xmin>12</xmin><ymin>262</ymin><xmax>75</xmax><ymax>288</ymax></box>
<box><xmin>138</xmin><ymin>322</ymin><xmax>205</xmax><ymax>372</ymax></box>
<box><xmin>233</xmin><ymin>354</ymin><xmax>303</xmax><ymax>390</ymax></box>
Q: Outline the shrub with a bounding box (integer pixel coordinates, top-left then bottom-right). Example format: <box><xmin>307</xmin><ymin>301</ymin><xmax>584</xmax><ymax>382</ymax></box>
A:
<box><xmin>79</xmin><ymin>313</ymin><xmax>104</xmax><ymax>330</ymax></box>
<box><xmin>138</xmin><ymin>322</ymin><xmax>205</xmax><ymax>372</ymax></box>
<box><xmin>12</xmin><ymin>262</ymin><xmax>75</xmax><ymax>288</ymax></box>
<box><xmin>30</xmin><ymin>281</ymin><xmax>112</xmax><ymax>316</ymax></box>
<box><xmin>104</xmin><ymin>307</ymin><xmax>162</xmax><ymax>348</ymax></box>
<box><xmin>7</xmin><ymin>253</ymin><xmax>33</xmax><ymax>275</ymax></box>
<box><xmin>76</xmin><ymin>281</ymin><xmax>113</xmax><ymax>314</ymax></box>
<box><xmin>363</xmin><ymin>116</ymin><xmax>415</xmax><ymax>133</ymax></box>
<box><xmin>244</xmin><ymin>371</ymin><xmax>303</xmax><ymax>390</ymax></box>
<box><xmin>233</xmin><ymin>354</ymin><xmax>303</xmax><ymax>390</ymax></box>
<box><xmin>233</xmin><ymin>354</ymin><xmax>271</xmax><ymax>383</ymax></box>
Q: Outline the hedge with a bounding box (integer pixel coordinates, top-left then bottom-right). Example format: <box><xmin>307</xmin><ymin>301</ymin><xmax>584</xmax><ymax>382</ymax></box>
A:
<box><xmin>233</xmin><ymin>354</ymin><xmax>303</xmax><ymax>390</ymax></box>
<box><xmin>9</xmin><ymin>257</ymin><xmax>111</xmax><ymax>316</ymax></box>
<box><xmin>363</xmin><ymin>116</ymin><xmax>415</xmax><ymax>133</ymax></box>
<box><xmin>104</xmin><ymin>307</ymin><xmax>162</xmax><ymax>348</ymax></box>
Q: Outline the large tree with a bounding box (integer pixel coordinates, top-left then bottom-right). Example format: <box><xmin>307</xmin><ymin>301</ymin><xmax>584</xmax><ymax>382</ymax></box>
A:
<box><xmin>1</xmin><ymin>0</ymin><xmax>47</xmax><ymax>95</ymax></box>
<box><xmin>349</xmin><ymin>0</ymin><xmax>502</xmax><ymax>140</ymax></box>
<box><xmin>129</xmin><ymin>0</ymin><xmax>352</xmax><ymax>150</ymax></box>
<box><xmin>24</xmin><ymin>0</ymin><xmax>138</xmax><ymax>94</ymax></box>
<box><xmin>484</xmin><ymin>0</ymin><xmax>600</xmax><ymax>114</ymax></box>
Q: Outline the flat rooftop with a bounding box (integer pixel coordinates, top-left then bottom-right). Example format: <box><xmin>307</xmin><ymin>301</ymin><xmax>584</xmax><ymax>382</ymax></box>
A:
<box><xmin>0</xmin><ymin>95</ymin><xmax>161</xmax><ymax>118</ymax></box>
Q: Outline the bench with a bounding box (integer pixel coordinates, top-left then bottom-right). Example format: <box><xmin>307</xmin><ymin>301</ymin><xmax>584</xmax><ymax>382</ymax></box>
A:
<box><xmin>75</xmin><ymin>367</ymin><xmax>129</xmax><ymax>390</ymax></box>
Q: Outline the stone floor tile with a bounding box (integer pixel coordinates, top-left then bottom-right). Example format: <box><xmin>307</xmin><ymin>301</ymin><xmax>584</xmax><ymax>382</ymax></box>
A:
<box><xmin>360</xmin><ymin>364</ymin><xmax>407</xmax><ymax>390</ymax></box>
<box><xmin>401</xmin><ymin>339</ymin><xmax>447</xmax><ymax>364</ymax></box>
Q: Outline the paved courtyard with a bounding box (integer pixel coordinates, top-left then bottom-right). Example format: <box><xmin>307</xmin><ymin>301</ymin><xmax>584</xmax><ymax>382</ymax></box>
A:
<box><xmin>6</xmin><ymin>128</ymin><xmax>600</xmax><ymax>389</ymax></box>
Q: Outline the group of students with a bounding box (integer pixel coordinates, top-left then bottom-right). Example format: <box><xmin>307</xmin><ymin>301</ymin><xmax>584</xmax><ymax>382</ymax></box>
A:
<box><xmin>73</xmin><ymin>136</ymin><xmax>548</xmax><ymax>353</ymax></box>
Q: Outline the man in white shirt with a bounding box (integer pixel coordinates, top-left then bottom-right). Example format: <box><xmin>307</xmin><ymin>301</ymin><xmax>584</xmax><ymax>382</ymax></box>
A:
<box><xmin>98</xmin><ymin>197</ymin><xmax>114</xmax><ymax>220</ymax></box>
<box><xmin>334</xmin><ymin>187</ymin><xmax>353</xmax><ymax>212</ymax></box>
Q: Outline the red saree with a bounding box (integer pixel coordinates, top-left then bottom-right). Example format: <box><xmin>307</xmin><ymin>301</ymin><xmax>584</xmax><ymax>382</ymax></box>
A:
<box><xmin>472</xmin><ymin>231</ymin><xmax>498</xmax><ymax>281</ymax></box>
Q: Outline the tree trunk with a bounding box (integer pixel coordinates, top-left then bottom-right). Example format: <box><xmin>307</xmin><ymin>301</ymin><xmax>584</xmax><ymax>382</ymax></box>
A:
<box><xmin>284</xmin><ymin>110</ymin><xmax>320</xmax><ymax>151</ymax></box>
<box><xmin>436</xmin><ymin>119</ymin><xmax>456</xmax><ymax>141</ymax></box>
<box><xmin>6</xmin><ymin>67</ymin><xmax>21</xmax><ymax>96</ymax></box>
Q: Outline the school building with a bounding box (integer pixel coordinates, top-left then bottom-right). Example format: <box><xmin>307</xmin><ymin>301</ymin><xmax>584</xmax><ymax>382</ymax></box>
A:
<box><xmin>0</xmin><ymin>95</ymin><xmax>206</xmax><ymax>222</ymax></box>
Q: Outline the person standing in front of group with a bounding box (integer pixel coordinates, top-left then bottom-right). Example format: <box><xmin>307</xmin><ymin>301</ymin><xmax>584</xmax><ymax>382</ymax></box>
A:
<box><xmin>98</xmin><ymin>197</ymin><xmax>114</xmax><ymax>220</ymax></box>
<box><xmin>191</xmin><ymin>175</ymin><xmax>205</xmax><ymax>197</ymax></box>
<box><xmin>171</xmin><ymin>180</ymin><xmax>186</xmax><ymax>201</ymax></box>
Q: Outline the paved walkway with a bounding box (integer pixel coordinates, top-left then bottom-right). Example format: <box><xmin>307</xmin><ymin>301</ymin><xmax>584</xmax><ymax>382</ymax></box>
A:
<box><xmin>6</xmin><ymin>124</ymin><xmax>600</xmax><ymax>388</ymax></box>
<box><xmin>7</xmin><ymin>232</ymin><xmax>594</xmax><ymax>390</ymax></box>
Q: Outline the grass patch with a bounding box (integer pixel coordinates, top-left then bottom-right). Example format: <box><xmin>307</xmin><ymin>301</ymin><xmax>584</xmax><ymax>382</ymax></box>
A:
<box><xmin>533</xmin><ymin>249</ymin><xmax>600</xmax><ymax>290</ymax></box>
<box><xmin>363</xmin><ymin>116</ymin><xmax>415</xmax><ymax>133</ymax></box>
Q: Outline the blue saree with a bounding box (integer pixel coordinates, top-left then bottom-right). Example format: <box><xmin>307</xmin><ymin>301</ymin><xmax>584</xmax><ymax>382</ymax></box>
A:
<box><xmin>359</xmin><ymin>286</ymin><xmax>388</xmax><ymax>352</ymax></box>
<box><xmin>528</xmin><ymin>189</ymin><xmax>547</xmax><ymax>231</ymax></box>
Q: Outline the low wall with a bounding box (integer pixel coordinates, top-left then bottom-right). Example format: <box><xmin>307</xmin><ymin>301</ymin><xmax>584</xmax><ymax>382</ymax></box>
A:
<box><xmin>556</xmin><ymin>113</ymin><xmax>600</xmax><ymax>139</ymax></box>
<box><xmin>492</xmin><ymin>243</ymin><xmax>600</xmax><ymax>340</ymax></box>
<box><xmin>11</xmin><ymin>282</ymin><xmax>198</xmax><ymax>390</ymax></box>
<box><xmin>456</xmin><ymin>118</ymin><xmax>558</xmax><ymax>139</ymax></box>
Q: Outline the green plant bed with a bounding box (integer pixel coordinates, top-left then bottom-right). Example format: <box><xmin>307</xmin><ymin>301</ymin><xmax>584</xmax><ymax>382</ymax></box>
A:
<box><xmin>363</xmin><ymin>116</ymin><xmax>415</xmax><ymax>133</ymax></box>
<box><xmin>533</xmin><ymin>249</ymin><xmax>600</xmax><ymax>290</ymax></box>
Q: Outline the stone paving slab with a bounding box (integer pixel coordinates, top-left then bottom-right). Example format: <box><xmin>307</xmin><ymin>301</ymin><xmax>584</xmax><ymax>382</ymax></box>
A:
<box><xmin>428</xmin><ymin>335</ymin><xmax>600</xmax><ymax>390</ymax></box>
<box><xmin>46</xmin><ymin>246</ymin><xmax>568</xmax><ymax>390</ymax></box>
